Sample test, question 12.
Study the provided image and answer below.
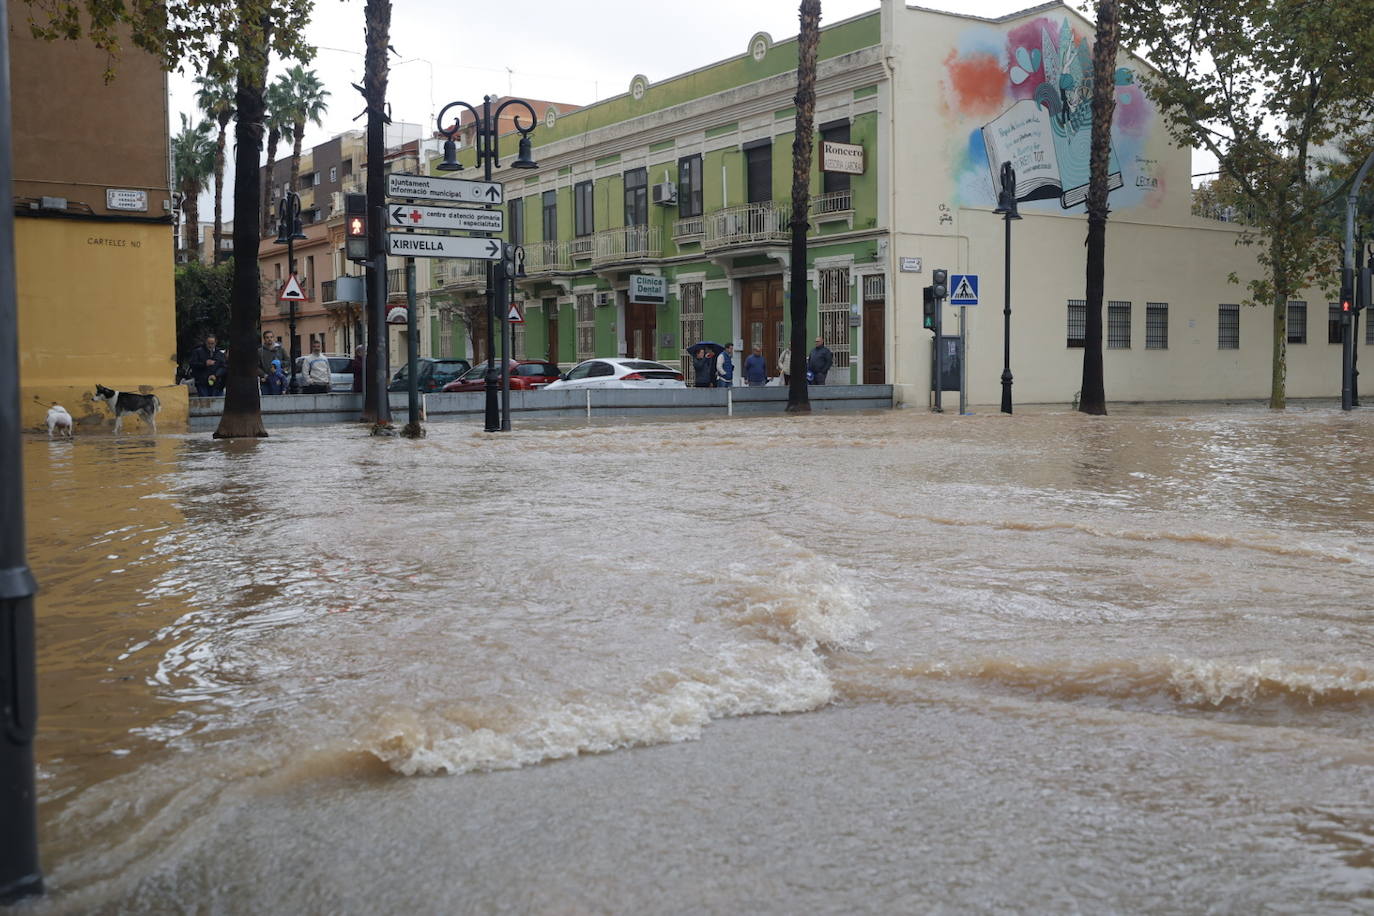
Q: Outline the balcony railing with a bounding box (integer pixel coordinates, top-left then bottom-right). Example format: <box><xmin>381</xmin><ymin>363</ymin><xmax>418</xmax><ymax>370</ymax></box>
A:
<box><xmin>432</xmin><ymin>259</ymin><xmax>487</xmax><ymax>289</ymax></box>
<box><xmin>672</xmin><ymin>215</ymin><xmax>704</xmax><ymax>241</ymax></box>
<box><xmin>703</xmin><ymin>200</ymin><xmax>792</xmax><ymax>250</ymax></box>
<box><xmin>568</xmin><ymin>237</ymin><xmax>594</xmax><ymax>262</ymax></box>
<box><xmin>593</xmin><ymin>225</ymin><xmax>661</xmax><ymax>265</ymax></box>
<box><xmin>524</xmin><ymin>240</ymin><xmax>568</xmax><ymax>274</ymax></box>
<box><xmin>386</xmin><ymin>268</ymin><xmax>408</xmax><ymax>298</ymax></box>
<box><xmin>811</xmin><ymin>189</ymin><xmax>853</xmax><ymax>219</ymax></box>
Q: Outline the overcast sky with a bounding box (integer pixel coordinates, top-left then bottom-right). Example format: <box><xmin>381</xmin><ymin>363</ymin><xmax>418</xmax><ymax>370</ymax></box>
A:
<box><xmin>167</xmin><ymin>0</ymin><xmax>1100</xmax><ymax>221</ymax></box>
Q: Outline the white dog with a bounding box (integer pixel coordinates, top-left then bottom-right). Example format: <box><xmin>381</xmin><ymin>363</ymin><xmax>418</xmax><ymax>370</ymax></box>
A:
<box><xmin>46</xmin><ymin>403</ymin><xmax>73</xmax><ymax>438</ymax></box>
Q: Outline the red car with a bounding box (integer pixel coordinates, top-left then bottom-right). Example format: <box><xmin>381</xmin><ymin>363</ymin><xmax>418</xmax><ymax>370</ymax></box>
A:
<box><xmin>441</xmin><ymin>360</ymin><xmax>563</xmax><ymax>392</ymax></box>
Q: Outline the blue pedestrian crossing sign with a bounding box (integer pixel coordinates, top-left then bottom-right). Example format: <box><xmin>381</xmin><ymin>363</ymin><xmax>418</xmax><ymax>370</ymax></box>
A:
<box><xmin>950</xmin><ymin>274</ymin><xmax>979</xmax><ymax>305</ymax></box>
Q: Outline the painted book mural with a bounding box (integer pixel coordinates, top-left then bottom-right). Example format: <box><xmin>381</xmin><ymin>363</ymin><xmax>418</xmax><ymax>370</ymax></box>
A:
<box><xmin>945</xmin><ymin>14</ymin><xmax>1161</xmax><ymax>213</ymax></box>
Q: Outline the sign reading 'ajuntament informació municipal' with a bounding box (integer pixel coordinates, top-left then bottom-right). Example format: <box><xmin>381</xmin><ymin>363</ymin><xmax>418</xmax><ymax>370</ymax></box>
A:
<box><xmin>386</xmin><ymin>173</ymin><xmax>504</xmax><ymax>205</ymax></box>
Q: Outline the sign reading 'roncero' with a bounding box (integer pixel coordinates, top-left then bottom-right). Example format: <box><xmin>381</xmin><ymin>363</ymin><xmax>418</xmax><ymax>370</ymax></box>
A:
<box><xmin>821</xmin><ymin>141</ymin><xmax>864</xmax><ymax>175</ymax></box>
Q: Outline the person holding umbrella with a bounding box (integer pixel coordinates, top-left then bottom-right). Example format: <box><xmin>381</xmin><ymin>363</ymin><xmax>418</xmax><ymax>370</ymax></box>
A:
<box><xmin>691</xmin><ymin>347</ymin><xmax>717</xmax><ymax>388</ymax></box>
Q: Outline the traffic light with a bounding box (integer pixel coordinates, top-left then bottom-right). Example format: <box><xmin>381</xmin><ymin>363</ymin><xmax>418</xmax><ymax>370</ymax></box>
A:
<box><xmin>1341</xmin><ymin>267</ymin><xmax>1354</xmax><ymax>319</ymax></box>
<box><xmin>931</xmin><ymin>268</ymin><xmax>948</xmax><ymax>301</ymax></box>
<box><xmin>1358</xmin><ymin>267</ymin><xmax>1371</xmax><ymax>313</ymax></box>
<box><xmin>923</xmin><ymin>286</ymin><xmax>937</xmax><ymax>330</ymax></box>
<box><xmin>344</xmin><ymin>193</ymin><xmax>369</xmax><ymax>262</ymax></box>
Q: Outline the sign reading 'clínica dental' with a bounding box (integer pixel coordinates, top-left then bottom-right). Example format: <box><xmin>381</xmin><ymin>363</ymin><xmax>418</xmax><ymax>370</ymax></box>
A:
<box><xmin>821</xmin><ymin>141</ymin><xmax>864</xmax><ymax>175</ymax></box>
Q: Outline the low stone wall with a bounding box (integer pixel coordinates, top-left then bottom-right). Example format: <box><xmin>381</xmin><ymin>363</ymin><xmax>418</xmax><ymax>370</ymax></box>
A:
<box><xmin>188</xmin><ymin>385</ymin><xmax>894</xmax><ymax>430</ymax></box>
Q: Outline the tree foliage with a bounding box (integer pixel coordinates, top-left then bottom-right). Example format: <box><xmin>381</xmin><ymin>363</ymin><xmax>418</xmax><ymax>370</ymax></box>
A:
<box><xmin>171</xmin><ymin>113</ymin><xmax>214</xmax><ymax>259</ymax></box>
<box><xmin>174</xmin><ymin>259</ymin><xmax>234</xmax><ymax>367</ymax></box>
<box><xmin>276</xmin><ymin>65</ymin><xmax>329</xmax><ymax>196</ymax></box>
<box><xmin>1120</xmin><ymin>0</ymin><xmax>1374</xmax><ymax>408</ymax></box>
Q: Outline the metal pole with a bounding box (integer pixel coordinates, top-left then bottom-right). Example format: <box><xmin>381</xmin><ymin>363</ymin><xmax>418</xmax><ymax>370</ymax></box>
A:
<box><xmin>1000</xmin><ymin>213</ymin><xmax>1013</xmax><ymax>414</ymax></box>
<box><xmin>286</xmin><ymin>208</ymin><xmax>298</xmax><ymax>392</ymax></box>
<box><xmin>1341</xmin><ymin>151</ymin><xmax>1374</xmax><ymax>411</ymax></box>
<box><xmin>371</xmin><ymin>213</ymin><xmax>390</xmax><ymax>415</ymax></box>
<box><xmin>958</xmin><ymin>305</ymin><xmax>968</xmax><ymax>415</ymax></box>
<box><xmin>405</xmin><ymin>257</ymin><xmax>420</xmax><ymax>427</ymax></box>
<box><xmin>932</xmin><ymin>297</ymin><xmax>943</xmax><ymax>413</ymax></box>
<box><xmin>0</xmin><ymin>0</ymin><xmax>44</xmax><ymax>894</ymax></box>
<box><xmin>480</xmin><ymin>96</ymin><xmax>500</xmax><ymax>432</ymax></box>
<box><xmin>500</xmin><ymin>269</ymin><xmax>511</xmax><ymax>431</ymax></box>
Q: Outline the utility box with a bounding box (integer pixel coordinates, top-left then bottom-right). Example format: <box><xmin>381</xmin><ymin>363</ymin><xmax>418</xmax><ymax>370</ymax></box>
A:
<box><xmin>932</xmin><ymin>335</ymin><xmax>962</xmax><ymax>392</ymax></box>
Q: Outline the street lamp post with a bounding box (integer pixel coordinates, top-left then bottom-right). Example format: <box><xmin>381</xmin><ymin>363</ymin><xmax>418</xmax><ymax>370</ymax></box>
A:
<box><xmin>993</xmin><ymin>161</ymin><xmax>1022</xmax><ymax>415</ymax></box>
<box><xmin>274</xmin><ymin>191</ymin><xmax>308</xmax><ymax>392</ymax></box>
<box><xmin>435</xmin><ymin>95</ymin><xmax>538</xmax><ymax>432</ymax></box>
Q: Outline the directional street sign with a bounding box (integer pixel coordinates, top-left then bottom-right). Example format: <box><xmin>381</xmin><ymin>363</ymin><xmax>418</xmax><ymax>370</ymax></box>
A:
<box><xmin>278</xmin><ymin>274</ymin><xmax>307</xmax><ymax>301</ymax></box>
<box><xmin>950</xmin><ymin>273</ymin><xmax>979</xmax><ymax>305</ymax></box>
<box><xmin>387</xmin><ymin>172</ymin><xmax>503</xmax><ymax>206</ymax></box>
<box><xmin>389</xmin><ymin>204</ymin><xmax>504</xmax><ymax>233</ymax></box>
<box><xmin>388</xmin><ymin>232</ymin><xmax>503</xmax><ymax>260</ymax></box>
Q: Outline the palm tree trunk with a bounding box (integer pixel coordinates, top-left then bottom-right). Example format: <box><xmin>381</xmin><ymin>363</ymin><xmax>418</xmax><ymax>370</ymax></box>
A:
<box><xmin>261</xmin><ymin>127</ymin><xmax>279</xmax><ymax>236</ymax></box>
<box><xmin>787</xmin><ymin>0</ymin><xmax>820</xmax><ymax>413</ymax></box>
<box><xmin>362</xmin><ymin>0</ymin><xmax>393</xmax><ymax>424</ymax></box>
<box><xmin>212</xmin><ymin>119</ymin><xmax>228</xmax><ymax>264</ymax></box>
<box><xmin>214</xmin><ymin>23</ymin><xmax>271</xmax><ymax>439</ymax></box>
<box><xmin>289</xmin><ymin>128</ymin><xmax>304</xmax><ymax>200</ymax></box>
<box><xmin>1079</xmin><ymin>0</ymin><xmax>1119</xmax><ymax>416</ymax></box>
<box><xmin>182</xmin><ymin>181</ymin><xmax>201</xmax><ymax>260</ymax></box>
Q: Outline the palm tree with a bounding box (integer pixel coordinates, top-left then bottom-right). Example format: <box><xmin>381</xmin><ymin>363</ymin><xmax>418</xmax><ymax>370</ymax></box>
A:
<box><xmin>1079</xmin><ymin>0</ymin><xmax>1120</xmax><ymax>415</ymax></box>
<box><xmin>194</xmin><ymin>73</ymin><xmax>236</xmax><ymax>263</ymax></box>
<box><xmin>787</xmin><ymin>0</ymin><xmax>821</xmax><ymax>413</ymax></box>
<box><xmin>171</xmin><ymin>113</ymin><xmax>215</xmax><ymax>262</ymax></box>
<box><xmin>276</xmin><ymin>65</ymin><xmax>329</xmax><ymax>199</ymax></box>
<box><xmin>261</xmin><ymin>79</ymin><xmax>295</xmax><ymax>234</ymax></box>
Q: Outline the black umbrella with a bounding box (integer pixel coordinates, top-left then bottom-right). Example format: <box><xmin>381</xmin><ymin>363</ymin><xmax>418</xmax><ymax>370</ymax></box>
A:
<box><xmin>687</xmin><ymin>341</ymin><xmax>724</xmax><ymax>356</ymax></box>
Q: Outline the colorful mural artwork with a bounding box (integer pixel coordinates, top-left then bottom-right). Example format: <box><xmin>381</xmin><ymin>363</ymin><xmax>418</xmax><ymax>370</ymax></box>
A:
<box><xmin>945</xmin><ymin>15</ymin><xmax>1158</xmax><ymax>213</ymax></box>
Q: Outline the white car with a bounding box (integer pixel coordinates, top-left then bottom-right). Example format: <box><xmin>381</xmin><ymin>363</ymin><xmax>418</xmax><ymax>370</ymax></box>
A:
<box><xmin>544</xmin><ymin>358</ymin><xmax>686</xmax><ymax>389</ymax></box>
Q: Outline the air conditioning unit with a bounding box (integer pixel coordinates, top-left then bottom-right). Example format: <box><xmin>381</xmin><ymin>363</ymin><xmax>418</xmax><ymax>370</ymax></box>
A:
<box><xmin>652</xmin><ymin>182</ymin><xmax>677</xmax><ymax>205</ymax></box>
<box><xmin>595</xmin><ymin>291</ymin><xmax>613</xmax><ymax>306</ymax></box>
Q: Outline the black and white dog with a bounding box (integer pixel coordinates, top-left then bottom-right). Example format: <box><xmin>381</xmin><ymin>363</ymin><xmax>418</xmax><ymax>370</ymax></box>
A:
<box><xmin>93</xmin><ymin>384</ymin><xmax>161</xmax><ymax>435</ymax></box>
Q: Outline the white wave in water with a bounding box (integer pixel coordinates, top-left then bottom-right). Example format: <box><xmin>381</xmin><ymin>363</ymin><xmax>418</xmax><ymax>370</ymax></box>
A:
<box><xmin>366</xmin><ymin>550</ymin><xmax>874</xmax><ymax>776</ymax></box>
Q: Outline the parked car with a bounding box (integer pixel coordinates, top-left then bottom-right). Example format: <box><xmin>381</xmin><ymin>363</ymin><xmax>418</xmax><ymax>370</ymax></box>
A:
<box><xmin>288</xmin><ymin>354</ymin><xmax>354</xmax><ymax>393</ymax></box>
<box><xmin>543</xmin><ymin>358</ymin><xmax>686</xmax><ymax>389</ymax></box>
<box><xmin>442</xmin><ymin>360</ymin><xmax>563</xmax><ymax>392</ymax></box>
<box><xmin>387</xmin><ymin>357</ymin><xmax>472</xmax><ymax>392</ymax></box>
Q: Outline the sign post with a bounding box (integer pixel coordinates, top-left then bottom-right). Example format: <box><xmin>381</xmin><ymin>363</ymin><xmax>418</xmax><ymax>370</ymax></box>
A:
<box><xmin>950</xmin><ymin>274</ymin><xmax>978</xmax><ymax>415</ymax></box>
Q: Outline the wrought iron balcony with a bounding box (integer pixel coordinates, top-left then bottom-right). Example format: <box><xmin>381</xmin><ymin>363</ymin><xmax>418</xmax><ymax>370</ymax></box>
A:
<box><xmin>671</xmin><ymin>215</ymin><xmax>705</xmax><ymax>242</ymax></box>
<box><xmin>386</xmin><ymin>268</ymin><xmax>408</xmax><ymax>298</ymax></box>
<box><xmin>703</xmin><ymin>201</ymin><xmax>792</xmax><ymax>250</ymax></box>
<box><xmin>432</xmin><ymin>259</ymin><xmax>488</xmax><ymax>289</ymax></box>
<box><xmin>568</xmin><ymin>236</ymin><xmax>595</xmax><ymax>263</ymax></box>
<box><xmin>524</xmin><ymin>240</ymin><xmax>569</xmax><ymax>274</ymax></box>
<box><xmin>810</xmin><ymin>189</ymin><xmax>853</xmax><ymax>220</ymax></box>
<box><xmin>592</xmin><ymin>225</ymin><xmax>661</xmax><ymax>265</ymax></box>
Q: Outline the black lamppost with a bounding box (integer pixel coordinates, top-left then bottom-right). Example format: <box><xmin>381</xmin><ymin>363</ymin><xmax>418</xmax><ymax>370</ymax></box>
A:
<box><xmin>435</xmin><ymin>95</ymin><xmax>537</xmax><ymax>432</ymax></box>
<box><xmin>274</xmin><ymin>190</ymin><xmax>307</xmax><ymax>392</ymax></box>
<box><xmin>993</xmin><ymin>161</ymin><xmax>1022</xmax><ymax>415</ymax></box>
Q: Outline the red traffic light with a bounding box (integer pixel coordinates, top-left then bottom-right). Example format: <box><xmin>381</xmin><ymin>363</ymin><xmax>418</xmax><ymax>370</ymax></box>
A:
<box><xmin>1343</xmin><ymin>298</ymin><xmax>1353</xmax><ymax>313</ymax></box>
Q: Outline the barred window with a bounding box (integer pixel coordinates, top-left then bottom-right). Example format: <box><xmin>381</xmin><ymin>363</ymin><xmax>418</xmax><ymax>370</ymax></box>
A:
<box><xmin>1146</xmin><ymin>302</ymin><xmax>1168</xmax><ymax>350</ymax></box>
<box><xmin>1368</xmin><ymin>311</ymin><xmax>1374</xmax><ymax>346</ymax></box>
<box><xmin>575</xmin><ymin>293</ymin><xmax>595</xmax><ymax>360</ymax></box>
<box><xmin>1328</xmin><ymin>302</ymin><xmax>1344</xmax><ymax>344</ymax></box>
<box><xmin>817</xmin><ymin>266</ymin><xmax>851</xmax><ymax>369</ymax></box>
<box><xmin>679</xmin><ymin>282</ymin><xmax>704</xmax><ymax>376</ymax></box>
<box><xmin>1218</xmin><ymin>304</ymin><xmax>1239</xmax><ymax>349</ymax></box>
<box><xmin>439</xmin><ymin>315</ymin><xmax>454</xmax><ymax>357</ymax></box>
<box><xmin>1107</xmin><ymin>300</ymin><xmax>1132</xmax><ymax>349</ymax></box>
<box><xmin>1287</xmin><ymin>301</ymin><xmax>1307</xmax><ymax>344</ymax></box>
<box><xmin>1067</xmin><ymin>299</ymin><xmax>1086</xmax><ymax>348</ymax></box>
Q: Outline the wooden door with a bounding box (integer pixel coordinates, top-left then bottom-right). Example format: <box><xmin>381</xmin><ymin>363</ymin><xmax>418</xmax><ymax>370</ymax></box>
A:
<box><xmin>624</xmin><ymin>300</ymin><xmax>656</xmax><ymax>360</ymax></box>
<box><xmin>742</xmin><ymin>277</ymin><xmax>785</xmax><ymax>374</ymax></box>
<box><xmin>863</xmin><ymin>301</ymin><xmax>885</xmax><ymax>384</ymax></box>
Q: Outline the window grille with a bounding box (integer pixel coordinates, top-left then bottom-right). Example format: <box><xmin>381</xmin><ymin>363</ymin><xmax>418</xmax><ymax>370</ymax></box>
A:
<box><xmin>511</xmin><ymin>316</ymin><xmax>526</xmax><ymax>360</ymax></box>
<box><xmin>1067</xmin><ymin>299</ymin><xmax>1086</xmax><ymax>348</ymax></box>
<box><xmin>817</xmin><ymin>266</ymin><xmax>851</xmax><ymax>369</ymax></box>
<box><xmin>679</xmin><ymin>282</ymin><xmax>704</xmax><ymax>376</ymax></box>
<box><xmin>1107</xmin><ymin>300</ymin><xmax>1131</xmax><ymax>349</ymax></box>
<box><xmin>1328</xmin><ymin>303</ymin><xmax>1344</xmax><ymax>344</ymax></box>
<box><xmin>1218</xmin><ymin>304</ymin><xmax>1239</xmax><ymax>349</ymax></box>
<box><xmin>439</xmin><ymin>317</ymin><xmax>453</xmax><ymax>357</ymax></box>
<box><xmin>862</xmin><ymin>274</ymin><xmax>885</xmax><ymax>302</ymax></box>
<box><xmin>1146</xmin><ymin>302</ymin><xmax>1168</xmax><ymax>349</ymax></box>
<box><xmin>1287</xmin><ymin>301</ymin><xmax>1307</xmax><ymax>344</ymax></box>
<box><xmin>576</xmin><ymin>293</ymin><xmax>595</xmax><ymax>360</ymax></box>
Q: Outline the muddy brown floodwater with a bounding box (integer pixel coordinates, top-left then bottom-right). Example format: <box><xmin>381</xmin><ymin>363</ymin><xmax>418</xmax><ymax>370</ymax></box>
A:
<box><xmin>18</xmin><ymin>404</ymin><xmax>1374</xmax><ymax>913</ymax></box>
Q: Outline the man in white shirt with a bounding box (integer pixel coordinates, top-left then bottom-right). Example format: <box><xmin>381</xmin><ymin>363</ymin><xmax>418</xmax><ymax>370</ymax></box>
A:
<box><xmin>302</xmin><ymin>341</ymin><xmax>332</xmax><ymax>394</ymax></box>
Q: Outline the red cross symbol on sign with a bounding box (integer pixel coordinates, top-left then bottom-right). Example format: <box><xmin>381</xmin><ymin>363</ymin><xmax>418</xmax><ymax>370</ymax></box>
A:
<box><xmin>408</xmin><ymin>210</ymin><xmax>422</xmax><ymax>224</ymax></box>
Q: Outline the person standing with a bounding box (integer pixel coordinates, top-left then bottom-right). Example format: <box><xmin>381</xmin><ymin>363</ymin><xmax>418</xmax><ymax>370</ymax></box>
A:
<box><xmin>807</xmin><ymin>336</ymin><xmax>833</xmax><ymax>385</ymax></box>
<box><xmin>257</xmin><ymin>330</ymin><xmax>287</xmax><ymax>394</ymax></box>
<box><xmin>188</xmin><ymin>335</ymin><xmax>226</xmax><ymax>397</ymax></box>
<box><xmin>265</xmin><ymin>358</ymin><xmax>288</xmax><ymax>395</ymax></box>
<box><xmin>301</xmin><ymin>340</ymin><xmax>332</xmax><ymax>394</ymax></box>
<box><xmin>351</xmin><ymin>345</ymin><xmax>365</xmax><ymax>393</ymax></box>
<box><xmin>743</xmin><ymin>344</ymin><xmax>768</xmax><ymax>387</ymax></box>
<box><xmin>778</xmin><ymin>346</ymin><xmax>792</xmax><ymax>386</ymax></box>
<box><xmin>715</xmin><ymin>342</ymin><xmax>735</xmax><ymax>388</ymax></box>
<box><xmin>692</xmin><ymin>348</ymin><xmax>717</xmax><ymax>388</ymax></box>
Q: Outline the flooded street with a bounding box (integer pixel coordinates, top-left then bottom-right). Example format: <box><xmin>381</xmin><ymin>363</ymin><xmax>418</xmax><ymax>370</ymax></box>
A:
<box><xmin>19</xmin><ymin>404</ymin><xmax>1374</xmax><ymax>913</ymax></box>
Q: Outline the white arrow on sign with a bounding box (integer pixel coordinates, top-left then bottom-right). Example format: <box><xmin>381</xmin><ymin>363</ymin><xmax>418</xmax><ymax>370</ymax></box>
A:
<box><xmin>386</xmin><ymin>172</ymin><xmax>503</xmax><ymax>205</ymax></box>
<box><xmin>389</xmin><ymin>204</ymin><xmax>504</xmax><ymax>233</ymax></box>
<box><xmin>388</xmin><ymin>232</ymin><xmax>503</xmax><ymax>260</ymax></box>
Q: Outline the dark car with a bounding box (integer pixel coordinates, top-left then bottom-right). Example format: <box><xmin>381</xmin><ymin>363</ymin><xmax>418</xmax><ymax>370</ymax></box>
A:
<box><xmin>387</xmin><ymin>357</ymin><xmax>472</xmax><ymax>392</ymax></box>
<box><xmin>442</xmin><ymin>360</ymin><xmax>563</xmax><ymax>392</ymax></box>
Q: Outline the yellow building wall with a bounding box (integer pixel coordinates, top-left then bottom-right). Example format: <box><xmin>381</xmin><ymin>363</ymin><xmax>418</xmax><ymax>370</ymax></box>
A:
<box><xmin>16</xmin><ymin>218</ymin><xmax>185</xmax><ymax>432</ymax></box>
